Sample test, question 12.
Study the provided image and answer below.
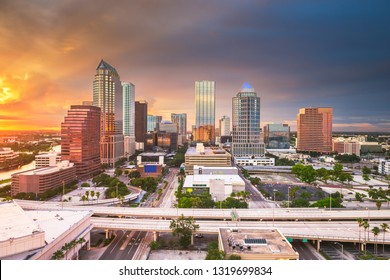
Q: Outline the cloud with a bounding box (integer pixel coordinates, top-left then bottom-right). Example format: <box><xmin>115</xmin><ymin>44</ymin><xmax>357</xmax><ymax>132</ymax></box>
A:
<box><xmin>0</xmin><ymin>0</ymin><xmax>389</xmax><ymax>132</ymax></box>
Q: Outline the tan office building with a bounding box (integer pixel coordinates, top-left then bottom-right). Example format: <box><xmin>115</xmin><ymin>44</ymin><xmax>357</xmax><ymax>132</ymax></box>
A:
<box><xmin>297</xmin><ymin>107</ymin><xmax>332</xmax><ymax>153</ymax></box>
<box><xmin>184</xmin><ymin>143</ymin><xmax>231</xmax><ymax>174</ymax></box>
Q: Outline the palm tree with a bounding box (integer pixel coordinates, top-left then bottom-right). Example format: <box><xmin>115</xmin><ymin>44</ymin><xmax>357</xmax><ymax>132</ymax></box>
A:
<box><xmin>51</xmin><ymin>250</ymin><xmax>64</xmax><ymax>260</ymax></box>
<box><xmin>381</xmin><ymin>223</ymin><xmax>389</xmax><ymax>254</ymax></box>
<box><xmin>363</xmin><ymin>221</ymin><xmax>370</xmax><ymax>253</ymax></box>
<box><xmin>371</xmin><ymin>226</ymin><xmax>380</xmax><ymax>256</ymax></box>
<box><xmin>81</xmin><ymin>195</ymin><xmax>87</xmax><ymax>204</ymax></box>
<box><xmin>356</xmin><ymin>218</ymin><xmax>364</xmax><ymax>251</ymax></box>
<box><xmin>61</xmin><ymin>242</ymin><xmax>72</xmax><ymax>260</ymax></box>
<box><xmin>90</xmin><ymin>190</ymin><xmax>95</xmax><ymax>200</ymax></box>
<box><xmin>96</xmin><ymin>191</ymin><xmax>101</xmax><ymax>204</ymax></box>
<box><xmin>85</xmin><ymin>190</ymin><xmax>90</xmax><ymax>200</ymax></box>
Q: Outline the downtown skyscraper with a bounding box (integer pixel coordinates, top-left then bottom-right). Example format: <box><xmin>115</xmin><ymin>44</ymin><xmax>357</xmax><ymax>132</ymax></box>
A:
<box><xmin>171</xmin><ymin>113</ymin><xmax>187</xmax><ymax>144</ymax></box>
<box><xmin>194</xmin><ymin>80</ymin><xmax>215</xmax><ymax>143</ymax></box>
<box><xmin>232</xmin><ymin>83</ymin><xmax>264</xmax><ymax>157</ymax></box>
<box><xmin>297</xmin><ymin>107</ymin><xmax>333</xmax><ymax>153</ymax></box>
<box><xmin>93</xmin><ymin>60</ymin><xmax>124</xmax><ymax>166</ymax></box>
<box><xmin>219</xmin><ymin>115</ymin><xmax>231</xmax><ymax>136</ymax></box>
<box><xmin>61</xmin><ymin>105</ymin><xmax>101</xmax><ymax>178</ymax></box>
<box><xmin>122</xmin><ymin>82</ymin><xmax>135</xmax><ymax>157</ymax></box>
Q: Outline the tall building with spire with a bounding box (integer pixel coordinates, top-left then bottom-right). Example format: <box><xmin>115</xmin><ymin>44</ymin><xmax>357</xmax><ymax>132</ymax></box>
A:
<box><xmin>194</xmin><ymin>80</ymin><xmax>215</xmax><ymax>143</ymax></box>
<box><xmin>93</xmin><ymin>59</ymin><xmax>124</xmax><ymax>166</ymax></box>
<box><xmin>232</xmin><ymin>83</ymin><xmax>264</xmax><ymax>157</ymax></box>
<box><xmin>122</xmin><ymin>82</ymin><xmax>135</xmax><ymax>157</ymax></box>
<box><xmin>297</xmin><ymin>107</ymin><xmax>333</xmax><ymax>153</ymax></box>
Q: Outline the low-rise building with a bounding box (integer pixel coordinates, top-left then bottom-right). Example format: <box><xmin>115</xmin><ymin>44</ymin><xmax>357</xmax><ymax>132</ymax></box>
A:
<box><xmin>11</xmin><ymin>161</ymin><xmax>76</xmax><ymax>196</ymax></box>
<box><xmin>183</xmin><ymin>168</ymin><xmax>245</xmax><ymax>201</ymax></box>
<box><xmin>218</xmin><ymin>227</ymin><xmax>299</xmax><ymax>260</ymax></box>
<box><xmin>35</xmin><ymin>153</ymin><xmax>61</xmax><ymax>168</ymax></box>
<box><xmin>378</xmin><ymin>159</ymin><xmax>390</xmax><ymax>175</ymax></box>
<box><xmin>0</xmin><ymin>147</ymin><xmax>18</xmax><ymax>164</ymax></box>
<box><xmin>234</xmin><ymin>157</ymin><xmax>275</xmax><ymax>166</ymax></box>
<box><xmin>0</xmin><ymin>201</ymin><xmax>91</xmax><ymax>260</ymax></box>
<box><xmin>185</xmin><ymin>143</ymin><xmax>232</xmax><ymax>174</ymax></box>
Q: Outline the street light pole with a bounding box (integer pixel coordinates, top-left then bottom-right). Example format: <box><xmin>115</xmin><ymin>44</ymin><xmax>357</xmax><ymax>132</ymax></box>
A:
<box><xmin>334</xmin><ymin>242</ymin><xmax>344</xmax><ymax>260</ymax></box>
<box><xmin>62</xmin><ymin>180</ymin><xmax>65</xmax><ymax>210</ymax></box>
<box><xmin>288</xmin><ymin>186</ymin><xmax>290</xmax><ymax>209</ymax></box>
<box><xmin>273</xmin><ymin>189</ymin><xmax>276</xmax><ymax>227</ymax></box>
<box><xmin>329</xmin><ymin>192</ymin><xmax>332</xmax><ymax>211</ymax></box>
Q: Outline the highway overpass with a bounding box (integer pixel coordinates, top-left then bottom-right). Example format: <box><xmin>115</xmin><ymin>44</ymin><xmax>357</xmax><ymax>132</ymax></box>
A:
<box><xmin>16</xmin><ymin>199</ymin><xmax>390</xmax><ymax>221</ymax></box>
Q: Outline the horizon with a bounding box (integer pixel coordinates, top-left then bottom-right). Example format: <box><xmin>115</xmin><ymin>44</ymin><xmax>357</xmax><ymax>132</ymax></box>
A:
<box><xmin>1</xmin><ymin>0</ymin><xmax>389</xmax><ymax>132</ymax></box>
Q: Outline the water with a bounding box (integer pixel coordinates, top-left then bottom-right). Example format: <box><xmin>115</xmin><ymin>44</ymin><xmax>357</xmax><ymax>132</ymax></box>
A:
<box><xmin>0</xmin><ymin>145</ymin><xmax>61</xmax><ymax>180</ymax></box>
<box><xmin>0</xmin><ymin>161</ymin><xmax>35</xmax><ymax>180</ymax></box>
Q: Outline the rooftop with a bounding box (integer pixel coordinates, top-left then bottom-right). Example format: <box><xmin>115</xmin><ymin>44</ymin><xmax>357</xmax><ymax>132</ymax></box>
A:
<box><xmin>12</xmin><ymin>162</ymin><xmax>74</xmax><ymax>176</ymax></box>
<box><xmin>219</xmin><ymin>227</ymin><xmax>298</xmax><ymax>260</ymax></box>
<box><xmin>186</xmin><ymin>147</ymin><xmax>230</xmax><ymax>156</ymax></box>
<box><xmin>25</xmin><ymin>209</ymin><xmax>91</xmax><ymax>244</ymax></box>
<box><xmin>183</xmin><ymin>174</ymin><xmax>244</xmax><ymax>188</ymax></box>
<box><xmin>0</xmin><ymin>202</ymin><xmax>41</xmax><ymax>242</ymax></box>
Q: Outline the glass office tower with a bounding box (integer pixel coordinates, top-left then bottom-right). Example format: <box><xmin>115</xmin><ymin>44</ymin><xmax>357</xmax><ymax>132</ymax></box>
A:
<box><xmin>232</xmin><ymin>83</ymin><xmax>264</xmax><ymax>157</ymax></box>
<box><xmin>122</xmin><ymin>82</ymin><xmax>135</xmax><ymax>157</ymax></box>
<box><xmin>61</xmin><ymin>105</ymin><xmax>101</xmax><ymax>179</ymax></box>
<box><xmin>264</xmin><ymin>124</ymin><xmax>290</xmax><ymax>149</ymax></box>
<box><xmin>194</xmin><ymin>80</ymin><xmax>215</xmax><ymax>143</ymax></box>
<box><xmin>93</xmin><ymin>59</ymin><xmax>124</xmax><ymax>166</ymax></box>
<box><xmin>171</xmin><ymin>113</ymin><xmax>187</xmax><ymax>143</ymax></box>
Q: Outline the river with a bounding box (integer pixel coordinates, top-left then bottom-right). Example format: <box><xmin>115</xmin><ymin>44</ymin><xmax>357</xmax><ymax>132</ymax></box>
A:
<box><xmin>0</xmin><ymin>145</ymin><xmax>61</xmax><ymax>180</ymax></box>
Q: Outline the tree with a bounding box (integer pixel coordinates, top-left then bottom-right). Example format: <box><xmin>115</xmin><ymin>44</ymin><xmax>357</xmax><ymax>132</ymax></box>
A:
<box><xmin>362</xmin><ymin>166</ymin><xmax>371</xmax><ymax>175</ymax></box>
<box><xmin>51</xmin><ymin>250</ymin><xmax>64</xmax><ymax>260</ymax></box>
<box><xmin>129</xmin><ymin>170</ymin><xmax>141</xmax><ymax>179</ymax></box>
<box><xmin>355</xmin><ymin>192</ymin><xmax>367</xmax><ymax>202</ymax></box>
<box><xmin>149</xmin><ymin>241</ymin><xmax>160</xmax><ymax>250</ymax></box>
<box><xmin>363</xmin><ymin>221</ymin><xmax>370</xmax><ymax>252</ymax></box>
<box><xmin>114</xmin><ymin>168</ymin><xmax>123</xmax><ymax>177</ymax></box>
<box><xmin>205</xmin><ymin>241</ymin><xmax>225</xmax><ymax>260</ymax></box>
<box><xmin>81</xmin><ymin>182</ymin><xmax>90</xmax><ymax>188</ymax></box>
<box><xmin>81</xmin><ymin>195</ymin><xmax>87</xmax><ymax>204</ymax></box>
<box><xmin>371</xmin><ymin>226</ymin><xmax>380</xmax><ymax>256</ymax></box>
<box><xmin>316</xmin><ymin>168</ymin><xmax>329</xmax><ymax>183</ymax></box>
<box><xmin>380</xmin><ymin>223</ymin><xmax>389</xmax><ymax>254</ymax></box>
<box><xmin>90</xmin><ymin>190</ymin><xmax>95</xmax><ymax>200</ymax></box>
<box><xmin>96</xmin><ymin>192</ymin><xmax>101</xmax><ymax>204</ymax></box>
<box><xmin>85</xmin><ymin>190</ymin><xmax>90</xmax><ymax>200</ymax></box>
<box><xmin>289</xmin><ymin>186</ymin><xmax>300</xmax><ymax>201</ymax></box>
<box><xmin>333</xmin><ymin>163</ymin><xmax>344</xmax><ymax>180</ymax></box>
<box><xmin>376</xmin><ymin>200</ymin><xmax>382</xmax><ymax>210</ymax></box>
<box><xmin>362</xmin><ymin>174</ymin><xmax>370</xmax><ymax>184</ymax></box>
<box><xmin>228</xmin><ymin>254</ymin><xmax>242</xmax><ymax>260</ymax></box>
<box><xmin>169</xmin><ymin>215</ymin><xmax>199</xmax><ymax>249</ymax></box>
<box><xmin>61</xmin><ymin>242</ymin><xmax>72</xmax><ymax>260</ymax></box>
<box><xmin>356</xmin><ymin>218</ymin><xmax>364</xmax><ymax>251</ymax></box>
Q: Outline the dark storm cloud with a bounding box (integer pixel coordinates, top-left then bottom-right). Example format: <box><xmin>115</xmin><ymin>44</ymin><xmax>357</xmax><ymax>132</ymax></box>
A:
<box><xmin>0</xmin><ymin>0</ymin><xmax>389</xmax><ymax>131</ymax></box>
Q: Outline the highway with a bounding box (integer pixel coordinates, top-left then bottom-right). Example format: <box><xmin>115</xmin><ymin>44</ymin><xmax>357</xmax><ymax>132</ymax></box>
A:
<box><xmin>91</xmin><ymin>218</ymin><xmax>390</xmax><ymax>245</ymax></box>
<box><xmin>16</xmin><ymin>199</ymin><xmax>390</xmax><ymax>221</ymax></box>
<box><xmin>99</xmin><ymin>230</ymin><xmax>147</xmax><ymax>260</ymax></box>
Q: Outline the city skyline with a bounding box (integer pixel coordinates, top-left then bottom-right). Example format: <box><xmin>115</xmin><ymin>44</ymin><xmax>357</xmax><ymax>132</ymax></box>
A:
<box><xmin>0</xmin><ymin>0</ymin><xmax>389</xmax><ymax>132</ymax></box>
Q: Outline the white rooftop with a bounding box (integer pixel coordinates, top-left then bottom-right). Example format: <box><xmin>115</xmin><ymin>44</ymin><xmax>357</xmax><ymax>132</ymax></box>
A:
<box><xmin>12</xmin><ymin>162</ymin><xmax>74</xmax><ymax>176</ymax></box>
<box><xmin>0</xmin><ymin>201</ymin><xmax>91</xmax><ymax>245</ymax></box>
<box><xmin>0</xmin><ymin>202</ymin><xmax>41</xmax><ymax>242</ymax></box>
<box><xmin>186</xmin><ymin>147</ymin><xmax>230</xmax><ymax>156</ymax></box>
<box><xmin>184</xmin><ymin>174</ymin><xmax>244</xmax><ymax>188</ymax></box>
<box><xmin>25</xmin><ymin>209</ymin><xmax>91</xmax><ymax>244</ymax></box>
